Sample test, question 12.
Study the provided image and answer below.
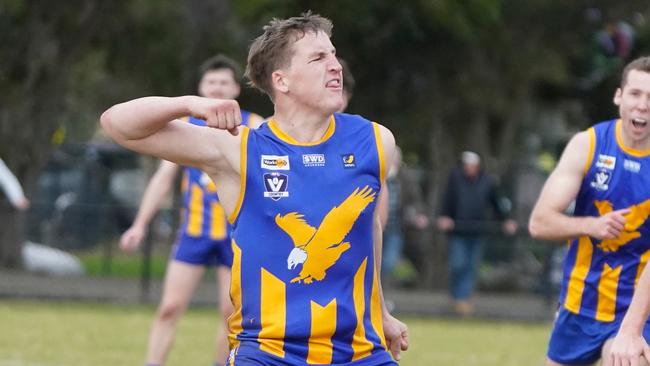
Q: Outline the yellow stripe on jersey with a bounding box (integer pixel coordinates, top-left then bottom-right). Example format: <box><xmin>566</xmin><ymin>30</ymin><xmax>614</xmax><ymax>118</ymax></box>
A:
<box><xmin>370</xmin><ymin>266</ymin><xmax>387</xmax><ymax>350</ymax></box>
<box><xmin>228</xmin><ymin>241</ymin><xmax>243</xmax><ymax>349</ymax></box>
<box><xmin>307</xmin><ymin>299</ymin><xmax>337</xmax><ymax>364</ymax></box>
<box><xmin>635</xmin><ymin>249</ymin><xmax>650</xmax><ymax>286</ymax></box>
<box><xmin>564</xmin><ymin>236</ymin><xmax>593</xmax><ymax>313</ymax></box>
<box><xmin>187</xmin><ymin>184</ymin><xmax>204</xmax><ymax>236</ymax></box>
<box><xmin>596</xmin><ymin>263</ymin><xmax>622</xmax><ymax>322</ymax></box>
<box><xmin>259</xmin><ymin>268</ymin><xmax>286</xmax><ymax>358</ymax></box>
<box><xmin>210</xmin><ymin>202</ymin><xmax>226</xmax><ymax>240</ymax></box>
<box><xmin>228</xmin><ymin>127</ymin><xmax>250</xmax><ymax>224</ymax></box>
<box><xmin>584</xmin><ymin>127</ymin><xmax>596</xmax><ymax>175</ymax></box>
<box><xmin>352</xmin><ymin>258</ymin><xmax>374</xmax><ymax>361</ymax></box>
<box><xmin>372</xmin><ymin>123</ymin><xmax>386</xmax><ymax>183</ymax></box>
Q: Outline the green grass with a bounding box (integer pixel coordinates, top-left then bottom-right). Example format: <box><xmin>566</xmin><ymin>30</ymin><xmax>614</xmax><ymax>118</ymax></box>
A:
<box><xmin>0</xmin><ymin>300</ymin><xmax>551</xmax><ymax>366</ymax></box>
<box><xmin>77</xmin><ymin>250</ymin><xmax>169</xmax><ymax>279</ymax></box>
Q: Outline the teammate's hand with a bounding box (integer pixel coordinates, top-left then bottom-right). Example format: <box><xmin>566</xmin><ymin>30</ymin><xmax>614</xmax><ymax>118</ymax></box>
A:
<box><xmin>585</xmin><ymin>208</ymin><xmax>630</xmax><ymax>240</ymax></box>
<box><xmin>120</xmin><ymin>225</ymin><xmax>146</xmax><ymax>252</ymax></box>
<box><xmin>187</xmin><ymin>97</ymin><xmax>242</xmax><ymax>136</ymax></box>
<box><xmin>605</xmin><ymin>330</ymin><xmax>650</xmax><ymax>366</ymax></box>
<box><xmin>382</xmin><ymin>312</ymin><xmax>409</xmax><ymax>361</ymax></box>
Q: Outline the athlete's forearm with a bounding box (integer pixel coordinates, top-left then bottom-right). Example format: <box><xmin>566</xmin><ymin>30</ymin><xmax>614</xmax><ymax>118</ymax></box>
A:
<box><xmin>131</xmin><ymin>166</ymin><xmax>177</xmax><ymax>229</ymax></box>
<box><xmin>620</xmin><ymin>264</ymin><xmax>650</xmax><ymax>335</ymax></box>
<box><xmin>372</xmin><ymin>214</ymin><xmax>392</xmax><ymax>316</ymax></box>
<box><xmin>529</xmin><ymin>206</ymin><xmax>592</xmax><ymax>242</ymax></box>
<box><xmin>101</xmin><ymin>96</ymin><xmax>193</xmax><ymax>142</ymax></box>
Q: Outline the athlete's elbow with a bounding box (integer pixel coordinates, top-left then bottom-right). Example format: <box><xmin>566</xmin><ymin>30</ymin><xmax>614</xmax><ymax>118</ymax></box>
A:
<box><xmin>528</xmin><ymin>212</ymin><xmax>546</xmax><ymax>239</ymax></box>
<box><xmin>100</xmin><ymin>108</ymin><xmax>117</xmax><ymax>138</ymax></box>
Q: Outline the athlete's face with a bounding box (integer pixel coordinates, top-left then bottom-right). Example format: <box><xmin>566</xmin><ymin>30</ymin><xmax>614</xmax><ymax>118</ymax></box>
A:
<box><xmin>277</xmin><ymin>31</ymin><xmax>344</xmax><ymax>114</ymax></box>
<box><xmin>198</xmin><ymin>69</ymin><xmax>240</xmax><ymax>100</ymax></box>
<box><xmin>614</xmin><ymin>69</ymin><xmax>650</xmax><ymax>144</ymax></box>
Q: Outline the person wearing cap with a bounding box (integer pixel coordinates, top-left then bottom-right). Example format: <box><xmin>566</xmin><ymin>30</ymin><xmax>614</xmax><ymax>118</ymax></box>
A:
<box><xmin>437</xmin><ymin>151</ymin><xmax>517</xmax><ymax>316</ymax></box>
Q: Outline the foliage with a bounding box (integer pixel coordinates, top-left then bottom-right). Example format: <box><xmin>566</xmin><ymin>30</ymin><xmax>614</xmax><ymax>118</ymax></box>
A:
<box><xmin>2</xmin><ymin>0</ymin><xmax>650</xmax><ymax>266</ymax></box>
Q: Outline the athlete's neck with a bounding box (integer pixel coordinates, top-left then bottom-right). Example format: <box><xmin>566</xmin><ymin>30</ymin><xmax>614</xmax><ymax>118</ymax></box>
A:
<box><xmin>619</xmin><ymin>120</ymin><xmax>650</xmax><ymax>151</ymax></box>
<box><xmin>271</xmin><ymin>106</ymin><xmax>333</xmax><ymax>143</ymax></box>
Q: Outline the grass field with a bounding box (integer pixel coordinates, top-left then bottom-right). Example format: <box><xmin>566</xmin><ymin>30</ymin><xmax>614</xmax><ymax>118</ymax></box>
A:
<box><xmin>0</xmin><ymin>300</ymin><xmax>552</xmax><ymax>366</ymax></box>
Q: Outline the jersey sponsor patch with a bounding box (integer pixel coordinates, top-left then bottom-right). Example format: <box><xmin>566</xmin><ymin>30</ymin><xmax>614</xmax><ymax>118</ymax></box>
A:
<box><xmin>591</xmin><ymin>169</ymin><xmax>611</xmax><ymax>191</ymax></box>
<box><xmin>624</xmin><ymin>159</ymin><xmax>641</xmax><ymax>173</ymax></box>
<box><xmin>263</xmin><ymin>172</ymin><xmax>289</xmax><ymax>200</ymax></box>
<box><xmin>341</xmin><ymin>153</ymin><xmax>356</xmax><ymax>168</ymax></box>
<box><xmin>261</xmin><ymin>155</ymin><xmax>290</xmax><ymax>170</ymax></box>
<box><xmin>596</xmin><ymin>154</ymin><xmax>616</xmax><ymax>170</ymax></box>
<box><xmin>302</xmin><ymin>154</ymin><xmax>325</xmax><ymax>167</ymax></box>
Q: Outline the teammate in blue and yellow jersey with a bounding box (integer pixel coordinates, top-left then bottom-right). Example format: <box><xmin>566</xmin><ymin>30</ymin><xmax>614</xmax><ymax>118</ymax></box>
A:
<box><xmin>530</xmin><ymin>56</ymin><xmax>650</xmax><ymax>366</ymax></box>
<box><xmin>119</xmin><ymin>54</ymin><xmax>262</xmax><ymax>366</ymax></box>
<box><xmin>102</xmin><ymin>12</ymin><xmax>408</xmax><ymax>366</ymax></box>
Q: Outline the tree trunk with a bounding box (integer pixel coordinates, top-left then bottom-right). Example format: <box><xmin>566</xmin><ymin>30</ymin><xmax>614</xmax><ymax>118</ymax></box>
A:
<box><xmin>0</xmin><ymin>204</ymin><xmax>25</xmax><ymax>269</ymax></box>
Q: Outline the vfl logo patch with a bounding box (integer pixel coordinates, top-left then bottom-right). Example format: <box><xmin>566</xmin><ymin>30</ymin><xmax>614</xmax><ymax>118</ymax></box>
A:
<box><xmin>596</xmin><ymin>154</ymin><xmax>616</xmax><ymax>170</ymax></box>
<box><xmin>263</xmin><ymin>173</ymin><xmax>289</xmax><ymax>200</ymax></box>
<box><xmin>261</xmin><ymin>155</ymin><xmax>290</xmax><ymax>170</ymax></box>
<box><xmin>624</xmin><ymin>159</ymin><xmax>641</xmax><ymax>173</ymax></box>
<box><xmin>302</xmin><ymin>154</ymin><xmax>325</xmax><ymax>167</ymax></box>
<box><xmin>341</xmin><ymin>153</ymin><xmax>356</xmax><ymax>168</ymax></box>
<box><xmin>590</xmin><ymin>169</ymin><xmax>611</xmax><ymax>191</ymax></box>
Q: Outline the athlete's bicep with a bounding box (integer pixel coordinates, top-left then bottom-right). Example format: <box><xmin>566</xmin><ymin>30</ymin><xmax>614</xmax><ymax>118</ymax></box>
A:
<box><xmin>118</xmin><ymin>119</ymin><xmax>239</xmax><ymax>174</ymax></box>
<box><xmin>534</xmin><ymin>130</ymin><xmax>592</xmax><ymax>214</ymax></box>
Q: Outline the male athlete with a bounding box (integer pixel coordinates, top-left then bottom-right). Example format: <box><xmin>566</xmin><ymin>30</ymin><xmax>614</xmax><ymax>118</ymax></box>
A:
<box><xmin>529</xmin><ymin>56</ymin><xmax>650</xmax><ymax>366</ymax></box>
<box><xmin>102</xmin><ymin>12</ymin><xmax>408</xmax><ymax>365</ymax></box>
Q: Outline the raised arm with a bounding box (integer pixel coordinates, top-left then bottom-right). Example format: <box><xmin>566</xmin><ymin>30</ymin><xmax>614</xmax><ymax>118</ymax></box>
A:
<box><xmin>529</xmin><ymin>130</ymin><xmax>628</xmax><ymax>241</ymax></box>
<box><xmin>101</xmin><ymin>96</ymin><xmax>241</xmax><ymax>174</ymax></box>
<box><xmin>101</xmin><ymin>96</ymin><xmax>244</xmax><ymax>214</ymax></box>
<box><xmin>120</xmin><ymin>160</ymin><xmax>179</xmax><ymax>252</ymax></box>
<box><xmin>373</xmin><ymin>124</ymin><xmax>408</xmax><ymax>361</ymax></box>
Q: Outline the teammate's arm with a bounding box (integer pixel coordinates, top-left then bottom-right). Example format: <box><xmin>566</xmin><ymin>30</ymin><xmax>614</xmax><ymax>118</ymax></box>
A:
<box><xmin>373</xmin><ymin>125</ymin><xmax>408</xmax><ymax>361</ymax></box>
<box><xmin>528</xmin><ymin>130</ymin><xmax>628</xmax><ymax>241</ymax></box>
<box><xmin>120</xmin><ymin>160</ymin><xmax>179</xmax><ymax>252</ymax></box>
<box><xmin>606</xmin><ymin>263</ymin><xmax>650</xmax><ymax>366</ymax></box>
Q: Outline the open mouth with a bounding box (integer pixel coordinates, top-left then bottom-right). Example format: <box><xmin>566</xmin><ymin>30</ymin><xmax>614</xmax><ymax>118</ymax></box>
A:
<box><xmin>632</xmin><ymin>118</ymin><xmax>648</xmax><ymax>129</ymax></box>
<box><xmin>326</xmin><ymin>79</ymin><xmax>341</xmax><ymax>89</ymax></box>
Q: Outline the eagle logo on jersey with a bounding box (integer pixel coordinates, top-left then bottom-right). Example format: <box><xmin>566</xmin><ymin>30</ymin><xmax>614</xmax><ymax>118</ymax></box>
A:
<box><xmin>594</xmin><ymin>199</ymin><xmax>650</xmax><ymax>252</ymax></box>
<box><xmin>274</xmin><ymin>186</ymin><xmax>376</xmax><ymax>284</ymax></box>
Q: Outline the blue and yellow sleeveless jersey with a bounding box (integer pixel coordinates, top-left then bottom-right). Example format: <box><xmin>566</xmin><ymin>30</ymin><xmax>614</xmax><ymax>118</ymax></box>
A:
<box><xmin>227</xmin><ymin>113</ymin><xmax>393</xmax><ymax>365</ymax></box>
<box><xmin>559</xmin><ymin>119</ymin><xmax>650</xmax><ymax>322</ymax></box>
<box><xmin>179</xmin><ymin>111</ymin><xmax>258</xmax><ymax>240</ymax></box>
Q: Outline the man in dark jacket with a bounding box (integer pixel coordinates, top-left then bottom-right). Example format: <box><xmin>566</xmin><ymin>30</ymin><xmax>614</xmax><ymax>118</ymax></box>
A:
<box><xmin>437</xmin><ymin>151</ymin><xmax>517</xmax><ymax>315</ymax></box>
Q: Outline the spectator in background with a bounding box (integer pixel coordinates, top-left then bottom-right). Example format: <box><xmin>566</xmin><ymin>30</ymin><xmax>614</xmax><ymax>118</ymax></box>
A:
<box><xmin>437</xmin><ymin>151</ymin><xmax>517</xmax><ymax>315</ymax></box>
<box><xmin>379</xmin><ymin>146</ymin><xmax>429</xmax><ymax>286</ymax></box>
<box><xmin>0</xmin><ymin>158</ymin><xmax>29</xmax><ymax>211</ymax></box>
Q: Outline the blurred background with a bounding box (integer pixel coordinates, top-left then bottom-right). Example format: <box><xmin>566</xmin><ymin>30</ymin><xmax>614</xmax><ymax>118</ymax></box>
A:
<box><xmin>1</xmin><ymin>1</ymin><xmax>650</xmax><ymax>364</ymax></box>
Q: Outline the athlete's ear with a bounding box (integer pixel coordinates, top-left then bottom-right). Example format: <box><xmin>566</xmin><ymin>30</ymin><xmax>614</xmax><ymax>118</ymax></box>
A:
<box><xmin>271</xmin><ymin>70</ymin><xmax>289</xmax><ymax>95</ymax></box>
<box><xmin>613</xmin><ymin>88</ymin><xmax>623</xmax><ymax>106</ymax></box>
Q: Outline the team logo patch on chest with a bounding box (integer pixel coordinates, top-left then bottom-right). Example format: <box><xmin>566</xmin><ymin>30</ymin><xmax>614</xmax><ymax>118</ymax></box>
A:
<box><xmin>263</xmin><ymin>172</ymin><xmax>289</xmax><ymax>200</ymax></box>
<box><xmin>341</xmin><ymin>153</ymin><xmax>356</xmax><ymax>168</ymax></box>
<box><xmin>591</xmin><ymin>169</ymin><xmax>611</xmax><ymax>191</ymax></box>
